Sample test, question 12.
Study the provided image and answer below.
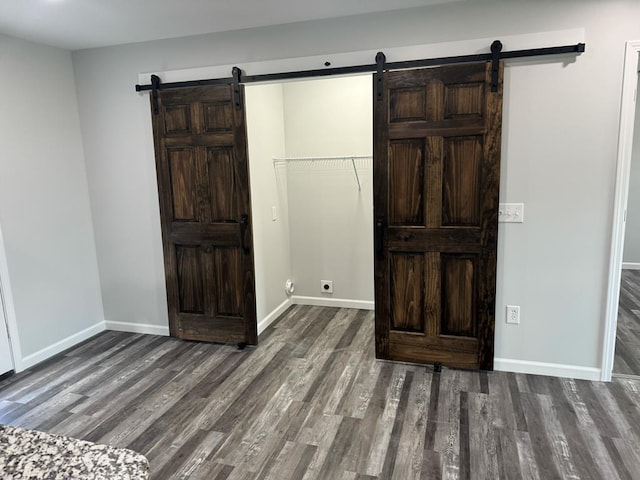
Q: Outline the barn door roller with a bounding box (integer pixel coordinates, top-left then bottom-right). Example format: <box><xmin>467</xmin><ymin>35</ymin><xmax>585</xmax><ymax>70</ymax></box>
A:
<box><xmin>136</xmin><ymin>40</ymin><xmax>585</xmax><ymax>93</ymax></box>
<box><xmin>151</xmin><ymin>74</ymin><xmax>161</xmax><ymax>115</ymax></box>
<box><xmin>376</xmin><ymin>52</ymin><xmax>386</xmax><ymax>102</ymax></box>
<box><xmin>232</xmin><ymin>66</ymin><xmax>243</xmax><ymax>110</ymax></box>
<box><xmin>490</xmin><ymin>40</ymin><xmax>503</xmax><ymax>92</ymax></box>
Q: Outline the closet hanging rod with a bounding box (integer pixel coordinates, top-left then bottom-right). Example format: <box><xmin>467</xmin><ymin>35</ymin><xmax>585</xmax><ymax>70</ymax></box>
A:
<box><xmin>135</xmin><ymin>41</ymin><xmax>585</xmax><ymax>92</ymax></box>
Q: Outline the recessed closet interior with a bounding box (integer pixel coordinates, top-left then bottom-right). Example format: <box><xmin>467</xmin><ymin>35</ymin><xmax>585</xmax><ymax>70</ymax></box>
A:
<box><xmin>244</xmin><ymin>75</ymin><xmax>374</xmax><ymax>323</ymax></box>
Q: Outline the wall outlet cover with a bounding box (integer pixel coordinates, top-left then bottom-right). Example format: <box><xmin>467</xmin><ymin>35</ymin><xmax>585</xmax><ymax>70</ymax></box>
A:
<box><xmin>506</xmin><ymin>305</ymin><xmax>520</xmax><ymax>324</ymax></box>
<box><xmin>321</xmin><ymin>280</ymin><xmax>333</xmax><ymax>294</ymax></box>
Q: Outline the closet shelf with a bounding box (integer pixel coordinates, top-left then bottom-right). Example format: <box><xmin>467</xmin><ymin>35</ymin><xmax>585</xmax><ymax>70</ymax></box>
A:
<box><xmin>272</xmin><ymin>155</ymin><xmax>372</xmax><ymax>191</ymax></box>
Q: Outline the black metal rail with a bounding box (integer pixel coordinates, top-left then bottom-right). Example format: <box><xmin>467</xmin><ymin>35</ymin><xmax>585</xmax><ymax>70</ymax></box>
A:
<box><xmin>135</xmin><ymin>41</ymin><xmax>585</xmax><ymax>93</ymax></box>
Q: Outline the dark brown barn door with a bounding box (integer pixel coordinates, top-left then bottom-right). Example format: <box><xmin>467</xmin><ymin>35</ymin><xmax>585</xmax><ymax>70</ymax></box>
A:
<box><xmin>151</xmin><ymin>85</ymin><xmax>257</xmax><ymax>345</ymax></box>
<box><xmin>374</xmin><ymin>62</ymin><xmax>503</xmax><ymax>370</ymax></box>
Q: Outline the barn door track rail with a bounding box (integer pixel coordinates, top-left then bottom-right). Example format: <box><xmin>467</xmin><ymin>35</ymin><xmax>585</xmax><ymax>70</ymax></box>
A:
<box><xmin>136</xmin><ymin>39</ymin><xmax>585</xmax><ymax>100</ymax></box>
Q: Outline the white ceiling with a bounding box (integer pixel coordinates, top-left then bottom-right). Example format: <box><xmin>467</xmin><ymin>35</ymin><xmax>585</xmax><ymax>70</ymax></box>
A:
<box><xmin>0</xmin><ymin>0</ymin><xmax>460</xmax><ymax>51</ymax></box>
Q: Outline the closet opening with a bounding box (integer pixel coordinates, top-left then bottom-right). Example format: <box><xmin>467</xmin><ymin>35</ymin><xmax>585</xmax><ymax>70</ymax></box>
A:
<box><xmin>244</xmin><ymin>74</ymin><xmax>375</xmax><ymax>328</ymax></box>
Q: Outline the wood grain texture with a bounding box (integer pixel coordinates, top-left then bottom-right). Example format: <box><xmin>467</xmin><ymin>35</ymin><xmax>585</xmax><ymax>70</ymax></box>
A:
<box><xmin>444</xmin><ymin>83</ymin><xmax>484</xmax><ymax>119</ymax></box>
<box><xmin>375</xmin><ymin>62</ymin><xmax>502</xmax><ymax>370</ymax></box>
<box><xmin>476</xmin><ymin>61</ymin><xmax>503</xmax><ymax>371</ymax></box>
<box><xmin>208</xmin><ymin>147</ymin><xmax>238</xmax><ymax>222</ymax></box>
<box><xmin>176</xmin><ymin>245</ymin><xmax>205</xmax><ymax>314</ymax></box>
<box><xmin>613</xmin><ymin>270</ymin><xmax>640</xmax><ymax>376</ymax></box>
<box><xmin>390</xmin><ymin>253</ymin><xmax>424</xmax><ymax>333</ymax></box>
<box><xmin>441</xmin><ymin>255</ymin><xmax>476</xmax><ymax>337</ymax></box>
<box><xmin>151</xmin><ymin>84</ymin><xmax>257</xmax><ymax>345</ymax></box>
<box><xmin>388</xmin><ymin>140</ymin><xmax>425</xmax><ymax>226</ymax></box>
<box><xmin>2</xmin><ymin>306</ymin><xmax>638</xmax><ymax>479</ymax></box>
<box><xmin>168</xmin><ymin>147</ymin><xmax>197</xmax><ymax>221</ymax></box>
<box><xmin>163</xmin><ymin>104</ymin><xmax>192</xmax><ymax>135</ymax></box>
<box><xmin>203</xmin><ymin>101</ymin><xmax>233</xmax><ymax>133</ymax></box>
<box><xmin>390</xmin><ymin>87</ymin><xmax>427</xmax><ymax>123</ymax></box>
<box><xmin>442</xmin><ymin>136</ymin><xmax>481</xmax><ymax>226</ymax></box>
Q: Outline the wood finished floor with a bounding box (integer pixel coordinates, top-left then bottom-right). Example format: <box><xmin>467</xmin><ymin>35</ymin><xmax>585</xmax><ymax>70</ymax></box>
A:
<box><xmin>2</xmin><ymin>305</ymin><xmax>640</xmax><ymax>480</ymax></box>
<box><xmin>614</xmin><ymin>269</ymin><xmax>640</xmax><ymax>377</ymax></box>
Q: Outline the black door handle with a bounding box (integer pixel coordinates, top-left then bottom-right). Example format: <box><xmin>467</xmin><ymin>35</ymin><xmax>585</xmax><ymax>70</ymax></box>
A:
<box><xmin>375</xmin><ymin>216</ymin><xmax>385</xmax><ymax>260</ymax></box>
<box><xmin>240</xmin><ymin>214</ymin><xmax>250</xmax><ymax>253</ymax></box>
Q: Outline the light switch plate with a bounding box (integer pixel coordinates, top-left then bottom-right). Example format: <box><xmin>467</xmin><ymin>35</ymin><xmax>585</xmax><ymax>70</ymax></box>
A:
<box><xmin>498</xmin><ymin>203</ymin><xmax>524</xmax><ymax>223</ymax></box>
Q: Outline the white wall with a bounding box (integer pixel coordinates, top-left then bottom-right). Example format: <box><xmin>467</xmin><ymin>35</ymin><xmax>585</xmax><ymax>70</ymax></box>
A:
<box><xmin>245</xmin><ymin>84</ymin><xmax>292</xmax><ymax>326</ymax></box>
<box><xmin>282</xmin><ymin>76</ymin><xmax>374</xmax><ymax>303</ymax></box>
<box><xmin>71</xmin><ymin>0</ymin><xmax>640</xmax><ymax>377</ymax></box>
<box><xmin>623</xmin><ymin>71</ymin><xmax>640</xmax><ymax>266</ymax></box>
<box><xmin>283</xmin><ymin>77</ymin><xmax>372</xmax><ymax>157</ymax></box>
<box><xmin>0</xmin><ymin>34</ymin><xmax>104</xmax><ymax>366</ymax></box>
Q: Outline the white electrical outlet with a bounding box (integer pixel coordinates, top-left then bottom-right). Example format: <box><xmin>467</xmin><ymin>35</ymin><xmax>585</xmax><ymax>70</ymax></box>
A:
<box><xmin>506</xmin><ymin>305</ymin><xmax>520</xmax><ymax>324</ymax></box>
<box><xmin>321</xmin><ymin>280</ymin><xmax>333</xmax><ymax>294</ymax></box>
<box><xmin>498</xmin><ymin>203</ymin><xmax>524</xmax><ymax>223</ymax></box>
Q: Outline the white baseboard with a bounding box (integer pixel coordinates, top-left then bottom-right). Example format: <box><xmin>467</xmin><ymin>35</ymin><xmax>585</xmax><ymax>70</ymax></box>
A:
<box><xmin>105</xmin><ymin>300</ymin><xmax>294</xmax><ymax>338</ymax></box>
<box><xmin>622</xmin><ymin>262</ymin><xmax>640</xmax><ymax>270</ymax></box>
<box><xmin>291</xmin><ymin>296</ymin><xmax>374</xmax><ymax>310</ymax></box>
<box><xmin>21</xmin><ymin>321</ymin><xmax>106</xmax><ymax>370</ymax></box>
<box><xmin>258</xmin><ymin>298</ymin><xmax>293</xmax><ymax>335</ymax></box>
<box><xmin>105</xmin><ymin>320</ymin><xmax>170</xmax><ymax>336</ymax></box>
<box><xmin>494</xmin><ymin>358</ymin><xmax>601</xmax><ymax>381</ymax></box>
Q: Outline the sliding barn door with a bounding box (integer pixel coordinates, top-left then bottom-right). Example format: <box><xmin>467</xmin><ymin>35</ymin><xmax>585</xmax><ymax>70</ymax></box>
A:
<box><xmin>374</xmin><ymin>62</ymin><xmax>503</xmax><ymax>370</ymax></box>
<box><xmin>151</xmin><ymin>85</ymin><xmax>257</xmax><ymax>345</ymax></box>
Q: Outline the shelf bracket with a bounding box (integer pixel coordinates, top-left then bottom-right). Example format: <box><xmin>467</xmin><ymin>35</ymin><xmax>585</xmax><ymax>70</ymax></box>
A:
<box><xmin>351</xmin><ymin>157</ymin><xmax>361</xmax><ymax>192</ymax></box>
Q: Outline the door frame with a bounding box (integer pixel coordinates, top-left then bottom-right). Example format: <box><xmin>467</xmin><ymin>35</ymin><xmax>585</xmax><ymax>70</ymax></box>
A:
<box><xmin>0</xmin><ymin>221</ymin><xmax>22</xmax><ymax>372</ymax></box>
<box><xmin>602</xmin><ymin>40</ymin><xmax>640</xmax><ymax>382</ymax></box>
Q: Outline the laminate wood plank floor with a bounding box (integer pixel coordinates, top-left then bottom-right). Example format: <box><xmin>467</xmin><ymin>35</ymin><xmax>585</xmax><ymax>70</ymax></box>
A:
<box><xmin>2</xmin><ymin>305</ymin><xmax>640</xmax><ymax>479</ymax></box>
<box><xmin>614</xmin><ymin>269</ymin><xmax>640</xmax><ymax>376</ymax></box>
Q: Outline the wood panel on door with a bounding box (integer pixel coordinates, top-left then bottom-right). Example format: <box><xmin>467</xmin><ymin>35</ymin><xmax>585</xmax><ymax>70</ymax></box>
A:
<box><xmin>374</xmin><ymin>62</ymin><xmax>503</xmax><ymax>370</ymax></box>
<box><xmin>151</xmin><ymin>85</ymin><xmax>257</xmax><ymax>345</ymax></box>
